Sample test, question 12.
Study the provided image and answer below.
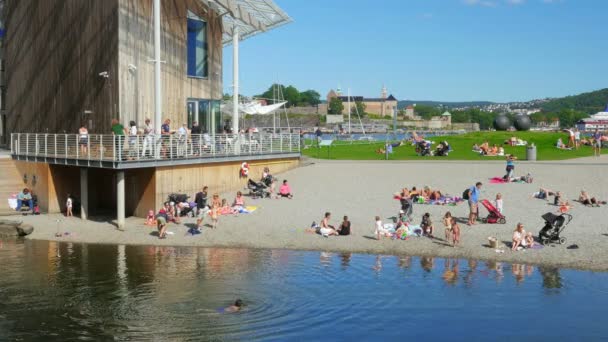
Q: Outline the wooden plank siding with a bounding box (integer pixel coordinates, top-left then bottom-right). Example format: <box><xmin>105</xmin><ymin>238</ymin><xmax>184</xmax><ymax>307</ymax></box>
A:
<box><xmin>4</xmin><ymin>0</ymin><xmax>120</xmax><ymax>134</ymax></box>
<box><xmin>118</xmin><ymin>0</ymin><xmax>223</xmax><ymax>128</ymax></box>
<box><xmin>4</xmin><ymin>0</ymin><xmax>223</xmax><ymax>135</ymax></box>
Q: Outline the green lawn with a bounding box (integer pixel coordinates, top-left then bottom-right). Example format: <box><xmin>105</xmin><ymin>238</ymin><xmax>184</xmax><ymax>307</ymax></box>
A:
<box><xmin>302</xmin><ymin>132</ymin><xmax>595</xmax><ymax>161</ymax></box>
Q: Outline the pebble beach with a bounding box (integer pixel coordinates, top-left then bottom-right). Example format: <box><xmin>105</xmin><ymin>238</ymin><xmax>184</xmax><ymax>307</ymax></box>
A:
<box><xmin>12</xmin><ymin>156</ymin><xmax>608</xmax><ymax>271</ymax></box>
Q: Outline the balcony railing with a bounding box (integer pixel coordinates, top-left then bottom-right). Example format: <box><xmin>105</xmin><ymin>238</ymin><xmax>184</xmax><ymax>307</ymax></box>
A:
<box><xmin>10</xmin><ymin>131</ymin><xmax>301</xmax><ymax>165</ymax></box>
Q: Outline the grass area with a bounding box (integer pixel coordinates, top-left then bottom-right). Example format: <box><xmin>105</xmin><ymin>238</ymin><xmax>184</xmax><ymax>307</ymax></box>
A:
<box><xmin>302</xmin><ymin>131</ymin><xmax>596</xmax><ymax>161</ymax></box>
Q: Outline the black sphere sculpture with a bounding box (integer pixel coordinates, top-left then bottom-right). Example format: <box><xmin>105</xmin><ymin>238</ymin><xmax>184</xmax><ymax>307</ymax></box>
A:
<box><xmin>514</xmin><ymin>115</ymin><xmax>532</xmax><ymax>131</ymax></box>
<box><xmin>493</xmin><ymin>115</ymin><xmax>511</xmax><ymax>131</ymax></box>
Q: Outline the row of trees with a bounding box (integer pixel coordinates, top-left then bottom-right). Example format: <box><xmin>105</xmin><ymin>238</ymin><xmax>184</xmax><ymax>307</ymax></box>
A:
<box><xmin>255</xmin><ymin>84</ymin><xmax>321</xmax><ymax>108</ymax></box>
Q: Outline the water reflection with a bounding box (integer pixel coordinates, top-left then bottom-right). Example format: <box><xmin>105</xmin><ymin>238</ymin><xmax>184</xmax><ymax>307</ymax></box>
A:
<box><xmin>0</xmin><ymin>240</ymin><xmax>604</xmax><ymax>340</ymax></box>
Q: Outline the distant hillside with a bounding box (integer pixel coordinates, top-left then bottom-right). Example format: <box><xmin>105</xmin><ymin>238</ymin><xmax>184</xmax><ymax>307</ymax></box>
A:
<box><xmin>398</xmin><ymin>100</ymin><xmax>495</xmax><ymax>109</ymax></box>
<box><xmin>540</xmin><ymin>88</ymin><xmax>608</xmax><ymax>114</ymax></box>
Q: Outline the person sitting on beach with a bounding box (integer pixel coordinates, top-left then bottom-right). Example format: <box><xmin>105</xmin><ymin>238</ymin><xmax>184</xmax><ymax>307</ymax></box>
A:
<box><xmin>15</xmin><ymin>188</ymin><xmax>34</xmax><ymax>213</ymax></box>
<box><xmin>337</xmin><ymin>216</ymin><xmax>351</xmax><ymax>236</ymax></box>
<box><xmin>220</xmin><ymin>199</ymin><xmax>237</xmax><ymax>215</ymax></box>
<box><xmin>279</xmin><ymin>180</ymin><xmax>293</xmax><ymax>199</ymax></box>
<box><xmin>145</xmin><ymin>209</ymin><xmax>156</xmax><ymax>226</ymax></box>
<box><xmin>556</xmin><ymin>138</ymin><xmax>568</xmax><ymax>149</ymax></box>
<box><xmin>233</xmin><ymin>191</ymin><xmax>245</xmax><ymax>209</ymax></box>
<box><xmin>409</xmin><ymin>187</ymin><xmax>420</xmax><ymax>201</ymax></box>
<box><xmin>429</xmin><ymin>190</ymin><xmax>443</xmax><ymax>201</ymax></box>
<box><xmin>156</xmin><ymin>208</ymin><xmax>169</xmax><ymax>239</ymax></box>
<box><xmin>579</xmin><ymin>190</ymin><xmax>600</xmax><ymax>207</ymax></box>
<box><xmin>525</xmin><ymin>232</ymin><xmax>535</xmax><ymax>248</ymax></box>
<box><xmin>472</xmin><ymin>144</ymin><xmax>481</xmax><ymax>152</ymax></box>
<box><xmin>486</xmin><ymin>144</ymin><xmax>498</xmax><ymax>156</ymax></box>
<box><xmin>374</xmin><ymin>216</ymin><xmax>391</xmax><ymax>240</ymax></box>
<box><xmin>318</xmin><ymin>212</ymin><xmax>339</xmax><ymax>237</ymax></box>
<box><xmin>509</xmin><ymin>136</ymin><xmax>517</xmax><ymax>146</ymax></box>
<box><xmin>497</xmin><ymin>146</ymin><xmax>505</xmax><ymax>156</ymax></box>
<box><xmin>395</xmin><ymin>210</ymin><xmax>409</xmax><ymax>229</ymax></box>
<box><xmin>224</xmin><ymin>299</ymin><xmax>243</xmax><ymax>313</ymax></box>
<box><xmin>421</xmin><ymin>213</ymin><xmax>434</xmax><ymax>238</ymax></box>
<box><xmin>512</xmin><ymin>223</ymin><xmax>527</xmax><ymax>251</ymax></box>
<box><xmin>421</xmin><ymin>186</ymin><xmax>432</xmax><ymax>200</ymax></box>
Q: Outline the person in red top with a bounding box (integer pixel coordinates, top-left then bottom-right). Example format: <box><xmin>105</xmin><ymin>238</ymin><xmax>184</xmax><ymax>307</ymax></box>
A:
<box><xmin>279</xmin><ymin>179</ymin><xmax>293</xmax><ymax>199</ymax></box>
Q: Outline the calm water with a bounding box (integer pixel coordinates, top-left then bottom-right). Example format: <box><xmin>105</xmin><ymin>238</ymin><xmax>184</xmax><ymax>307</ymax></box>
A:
<box><xmin>1</xmin><ymin>239</ymin><xmax>607</xmax><ymax>341</ymax></box>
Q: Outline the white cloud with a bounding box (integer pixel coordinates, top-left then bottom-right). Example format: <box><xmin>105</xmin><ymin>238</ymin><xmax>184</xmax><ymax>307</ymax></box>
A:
<box><xmin>507</xmin><ymin>0</ymin><xmax>525</xmax><ymax>4</ymax></box>
<box><xmin>463</xmin><ymin>0</ymin><xmax>498</xmax><ymax>6</ymax></box>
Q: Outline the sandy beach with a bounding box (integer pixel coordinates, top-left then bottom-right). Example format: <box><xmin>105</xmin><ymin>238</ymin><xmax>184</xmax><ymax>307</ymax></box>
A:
<box><xmin>10</xmin><ymin>155</ymin><xmax>608</xmax><ymax>271</ymax></box>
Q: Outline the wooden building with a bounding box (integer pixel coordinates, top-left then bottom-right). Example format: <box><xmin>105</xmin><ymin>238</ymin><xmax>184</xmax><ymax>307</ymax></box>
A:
<box><xmin>5</xmin><ymin>0</ymin><xmax>298</xmax><ymax>226</ymax></box>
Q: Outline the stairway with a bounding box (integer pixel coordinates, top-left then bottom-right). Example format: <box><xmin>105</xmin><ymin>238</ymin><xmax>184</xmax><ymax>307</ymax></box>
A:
<box><xmin>0</xmin><ymin>157</ymin><xmax>25</xmax><ymax>216</ymax></box>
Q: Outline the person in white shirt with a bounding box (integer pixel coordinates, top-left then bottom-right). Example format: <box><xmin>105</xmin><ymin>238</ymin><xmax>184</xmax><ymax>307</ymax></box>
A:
<box><xmin>66</xmin><ymin>194</ymin><xmax>73</xmax><ymax>217</ymax></box>
<box><xmin>494</xmin><ymin>193</ymin><xmax>503</xmax><ymax>214</ymax></box>
<box><xmin>374</xmin><ymin>216</ymin><xmax>390</xmax><ymax>240</ymax></box>
<box><xmin>574</xmin><ymin>128</ymin><xmax>581</xmax><ymax>149</ymax></box>
<box><xmin>177</xmin><ymin>123</ymin><xmax>188</xmax><ymax>156</ymax></box>
<box><xmin>141</xmin><ymin>118</ymin><xmax>155</xmax><ymax>158</ymax></box>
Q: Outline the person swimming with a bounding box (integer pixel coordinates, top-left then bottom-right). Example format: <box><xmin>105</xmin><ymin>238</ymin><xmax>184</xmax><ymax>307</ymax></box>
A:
<box><xmin>223</xmin><ymin>299</ymin><xmax>243</xmax><ymax>313</ymax></box>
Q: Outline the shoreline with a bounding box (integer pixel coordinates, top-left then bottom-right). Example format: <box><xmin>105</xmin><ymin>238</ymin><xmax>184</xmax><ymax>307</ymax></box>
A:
<box><xmin>8</xmin><ymin>157</ymin><xmax>608</xmax><ymax>272</ymax></box>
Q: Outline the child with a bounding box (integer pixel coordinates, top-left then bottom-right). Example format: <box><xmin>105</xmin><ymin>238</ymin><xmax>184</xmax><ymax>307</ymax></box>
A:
<box><xmin>494</xmin><ymin>193</ymin><xmax>503</xmax><ymax>214</ymax></box>
<box><xmin>443</xmin><ymin>211</ymin><xmax>453</xmax><ymax>242</ymax></box>
<box><xmin>525</xmin><ymin>232</ymin><xmax>535</xmax><ymax>248</ymax></box>
<box><xmin>374</xmin><ymin>216</ymin><xmax>390</xmax><ymax>240</ymax></box>
<box><xmin>224</xmin><ymin>299</ymin><xmax>243</xmax><ymax>313</ymax></box>
<box><xmin>451</xmin><ymin>217</ymin><xmax>460</xmax><ymax>247</ymax></box>
<box><xmin>145</xmin><ymin>209</ymin><xmax>156</xmax><ymax>226</ymax></box>
<box><xmin>66</xmin><ymin>194</ymin><xmax>73</xmax><ymax>217</ymax></box>
<box><xmin>210</xmin><ymin>194</ymin><xmax>221</xmax><ymax>228</ymax></box>
<box><xmin>233</xmin><ymin>191</ymin><xmax>245</xmax><ymax>210</ymax></box>
<box><xmin>279</xmin><ymin>180</ymin><xmax>293</xmax><ymax>199</ymax></box>
<box><xmin>421</xmin><ymin>213</ymin><xmax>434</xmax><ymax>238</ymax></box>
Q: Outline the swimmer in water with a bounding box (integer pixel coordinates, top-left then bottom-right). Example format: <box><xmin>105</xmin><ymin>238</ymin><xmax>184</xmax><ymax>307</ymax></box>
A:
<box><xmin>224</xmin><ymin>299</ymin><xmax>243</xmax><ymax>313</ymax></box>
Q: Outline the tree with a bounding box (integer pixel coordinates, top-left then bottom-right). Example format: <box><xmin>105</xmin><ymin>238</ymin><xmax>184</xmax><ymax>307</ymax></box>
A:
<box><xmin>283</xmin><ymin>86</ymin><xmax>300</xmax><ymax>107</ymax></box>
<box><xmin>328</xmin><ymin>97</ymin><xmax>344</xmax><ymax>115</ymax></box>
<box><xmin>299</xmin><ymin>90</ymin><xmax>321</xmax><ymax>106</ymax></box>
<box><xmin>352</xmin><ymin>101</ymin><xmax>366</xmax><ymax>117</ymax></box>
<box><xmin>413</xmin><ymin>104</ymin><xmax>441</xmax><ymax>120</ymax></box>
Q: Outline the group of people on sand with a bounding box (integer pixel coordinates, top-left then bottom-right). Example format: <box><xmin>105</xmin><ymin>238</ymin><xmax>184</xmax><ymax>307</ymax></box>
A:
<box><xmin>400</xmin><ymin>186</ymin><xmax>445</xmax><ymax>202</ymax></box>
<box><xmin>533</xmin><ymin>187</ymin><xmax>605</xmax><ymax>209</ymax></box>
<box><xmin>147</xmin><ymin>166</ymin><xmax>294</xmax><ymax>239</ymax></box>
<box><xmin>309</xmin><ymin>212</ymin><xmax>351</xmax><ymax>237</ymax></box>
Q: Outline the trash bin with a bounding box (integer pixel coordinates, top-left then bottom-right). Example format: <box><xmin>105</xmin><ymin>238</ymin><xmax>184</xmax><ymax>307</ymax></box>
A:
<box><xmin>526</xmin><ymin>144</ymin><xmax>537</xmax><ymax>161</ymax></box>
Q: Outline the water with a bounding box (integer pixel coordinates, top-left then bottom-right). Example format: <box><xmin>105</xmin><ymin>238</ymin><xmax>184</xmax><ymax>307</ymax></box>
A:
<box><xmin>1</xmin><ymin>239</ymin><xmax>607</xmax><ymax>341</ymax></box>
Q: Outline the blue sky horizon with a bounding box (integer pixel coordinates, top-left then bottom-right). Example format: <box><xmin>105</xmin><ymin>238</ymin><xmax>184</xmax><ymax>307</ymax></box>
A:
<box><xmin>223</xmin><ymin>0</ymin><xmax>607</xmax><ymax>103</ymax></box>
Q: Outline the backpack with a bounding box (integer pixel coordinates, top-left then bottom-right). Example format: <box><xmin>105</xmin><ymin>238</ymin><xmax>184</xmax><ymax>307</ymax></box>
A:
<box><xmin>33</xmin><ymin>205</ymin><xmax>40</xmax><ymax>215</ymax></box>
<box><xmin>462</xmin><ymin>188</ymin><xmax>470</xmax><ymax>200</ymax></box>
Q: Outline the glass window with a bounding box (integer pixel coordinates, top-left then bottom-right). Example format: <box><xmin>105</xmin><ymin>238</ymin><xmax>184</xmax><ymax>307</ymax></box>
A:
<box><xmin>187</xmin><ymin>11</ymin><xmax>208</xmax><ymax>78</ymax></box>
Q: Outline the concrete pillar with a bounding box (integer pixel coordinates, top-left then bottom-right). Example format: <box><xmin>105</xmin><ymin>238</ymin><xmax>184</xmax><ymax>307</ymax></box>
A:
<box><xmin>80</xmin><ymin>168</ymin><xmax>88</xmax><ymax>220</ymax></box>
<box><xmin>117</xmin><ymin>171</ymin><xmax>125</xmax><ymax>229</ymax></box>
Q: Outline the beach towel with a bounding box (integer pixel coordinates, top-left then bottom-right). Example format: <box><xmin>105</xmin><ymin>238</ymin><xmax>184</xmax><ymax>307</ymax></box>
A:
<box><xmin>490</xmin><ymin>177</ymin><xmax>508</xmax><ymax>184</ymax></box>
<box><xmin>239</xmin><ymin>206</ymin><xmax>258</xmax><ymax>214</ymax></box>
<box><xmin>415</xmin><ymin>196</ymin><xmax>464</xmax><ymax>205</ymax></box>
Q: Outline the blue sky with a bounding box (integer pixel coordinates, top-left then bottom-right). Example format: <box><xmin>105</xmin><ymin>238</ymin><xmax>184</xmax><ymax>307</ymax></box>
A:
<box><xmin>223</xmin><ymin>0</ymin><xmax>607</xmax><ymax>102</ymax></box>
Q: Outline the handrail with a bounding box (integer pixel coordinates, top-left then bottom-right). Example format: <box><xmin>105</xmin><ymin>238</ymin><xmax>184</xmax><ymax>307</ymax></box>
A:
<box><xmin>10</xmin><ymin>132</ymin><xmax>301</xmax><ymax>163</ymax></box>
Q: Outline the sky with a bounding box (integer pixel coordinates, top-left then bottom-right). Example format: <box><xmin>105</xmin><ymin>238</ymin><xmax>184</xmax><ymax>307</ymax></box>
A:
<box><xmin>222</xmin><ymin>0</ymin><xmax>607</xmax><ymax>103</ymax></box>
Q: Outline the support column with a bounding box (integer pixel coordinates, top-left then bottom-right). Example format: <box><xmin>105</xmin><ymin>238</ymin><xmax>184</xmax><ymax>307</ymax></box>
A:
<box><xmin>80</xmin><ymin>168</ymin><xmax>88</xmax><ymax>220</ymax></box>
<box><xmin>116</xmin><ymin>171</ymin><xmax>125</xmax><ymax>229</ymax></box>
<box><xmin>153</xmin><ymin>0</ymin><xmax>162</xmax><ymax>137</ymax></box>
<box><xmin>232</xmin><ymin>26</ymin><xmax>239</xmax><ymax>135</ymax></box>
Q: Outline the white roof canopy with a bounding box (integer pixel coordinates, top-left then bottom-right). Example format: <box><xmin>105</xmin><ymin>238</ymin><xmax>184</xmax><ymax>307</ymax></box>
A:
<box><xmin>204</xmin><ymin>0</ymin><xmax>292</xmax><ymax>46</ymax></box>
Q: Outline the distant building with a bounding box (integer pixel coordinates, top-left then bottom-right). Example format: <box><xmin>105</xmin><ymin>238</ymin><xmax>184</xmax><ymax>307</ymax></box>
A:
<box><xmin>576</xmin><ymin>104</ymin><xmax>608</xmax><ymax>131</ymax></box>
<box><xmin>404</xmin><ymin>105</ymin><xmax>418</xmax><ymax>119</ymax></box>
<box><xmin>326</xmin><ymin>86</ymin><xmax>398</xmax><ymax>116</ymax></box>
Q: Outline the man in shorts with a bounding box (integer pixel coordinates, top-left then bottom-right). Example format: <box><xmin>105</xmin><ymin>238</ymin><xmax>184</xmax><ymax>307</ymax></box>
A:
<box><xmin>593</xmin><ymin>129</ymin><xmax>602</xmax><ymax>157</ymax></box>
<box><xmin>156</xmin><ymin>208</ymin><xmax>169</xmax><ymax>239</ymax></box>
<box><xmin>467</xmin><ymin>182</ymin><xmax>482</xmax><ymax>226</ymax></box>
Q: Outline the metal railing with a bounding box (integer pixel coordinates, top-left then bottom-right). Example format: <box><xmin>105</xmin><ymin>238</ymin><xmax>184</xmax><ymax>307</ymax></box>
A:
<box><xmin>10</xmin><ymin>132</ymin><xmax>301</xmax><ymax>163</ymax></box>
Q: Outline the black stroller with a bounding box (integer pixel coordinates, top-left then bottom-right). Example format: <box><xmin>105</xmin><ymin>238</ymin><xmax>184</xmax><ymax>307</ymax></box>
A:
<box><xmin>248</xmin><ymin>179</ymin><xmax>270</xmax><ymax>199</ymax></box>
<box><xmin>538</xmin><ymin>212</ymin><xmax>572</xmax><ymax>245</ymax></box>
<box><xmin>167</xmin><ymin>193</ymin><xmax>193</xmax><ymax>217</ymax></box>
<box><xmin>416</xmin><ymin>141</ymin><xmax>431</xmax><ymax>156</ymax></box>
<box><xmin>435</xmin><ymin>141</ymin><xmax>450</xmax><ymax>156</ymax></box>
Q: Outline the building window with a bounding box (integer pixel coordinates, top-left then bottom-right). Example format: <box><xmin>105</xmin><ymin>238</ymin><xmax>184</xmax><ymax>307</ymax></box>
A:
<box><xmin>187</xmin><ymin>11</ymin><xmax>208</xmax><ymax>78</ymax></box>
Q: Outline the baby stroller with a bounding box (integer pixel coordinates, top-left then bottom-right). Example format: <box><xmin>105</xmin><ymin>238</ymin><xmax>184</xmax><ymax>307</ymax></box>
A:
<box><xmin>480</xmin><ymin>199</ymin><xmax>506</xmax><ymax>224</ymax></box>
<box><xmin>248</xmin><ymin>179</ymin><xmax>270</xmax><ymax>199</ymax></box>
<box><xmin>538</xmin><ymin>212</ymin><xmax>572</xmax><ymax>245</ymax></box>
<box><xmin>416</xmin><ymin>141</ymin><xmax>431</xmax><ymax>156</ymax></box>
<box><xmin>435</xmin><ymin>141</ymin><xmax>450</xmax><ymax>157</ymax></box>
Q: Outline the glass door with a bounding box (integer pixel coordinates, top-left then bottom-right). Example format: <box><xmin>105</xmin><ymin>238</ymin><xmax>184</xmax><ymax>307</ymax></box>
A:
<box><xmin>187</xmin><ymin>101</ymin><xmax>198</xmax><ymax>128</ymax></box>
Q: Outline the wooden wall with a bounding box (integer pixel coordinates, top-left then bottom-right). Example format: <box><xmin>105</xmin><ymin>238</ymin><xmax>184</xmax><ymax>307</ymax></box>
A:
<box><xmin>117</xmin><ymin>0</ymin><xmax>223</xmax><ymax>128</ymax></box>
<box><xmin>154</xmin><ymin>158</ymin><xmax>300</xmax><ymax>210</ymax></box>
<box><xmin>4</xmin><ymin>0</ymin><xmax>223</xmax><ymax>135</ymax></box>
<box><xmin>4</xmin><ymin>0</ymin><xmax>120</xmax><ymax>134</ymax></box>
